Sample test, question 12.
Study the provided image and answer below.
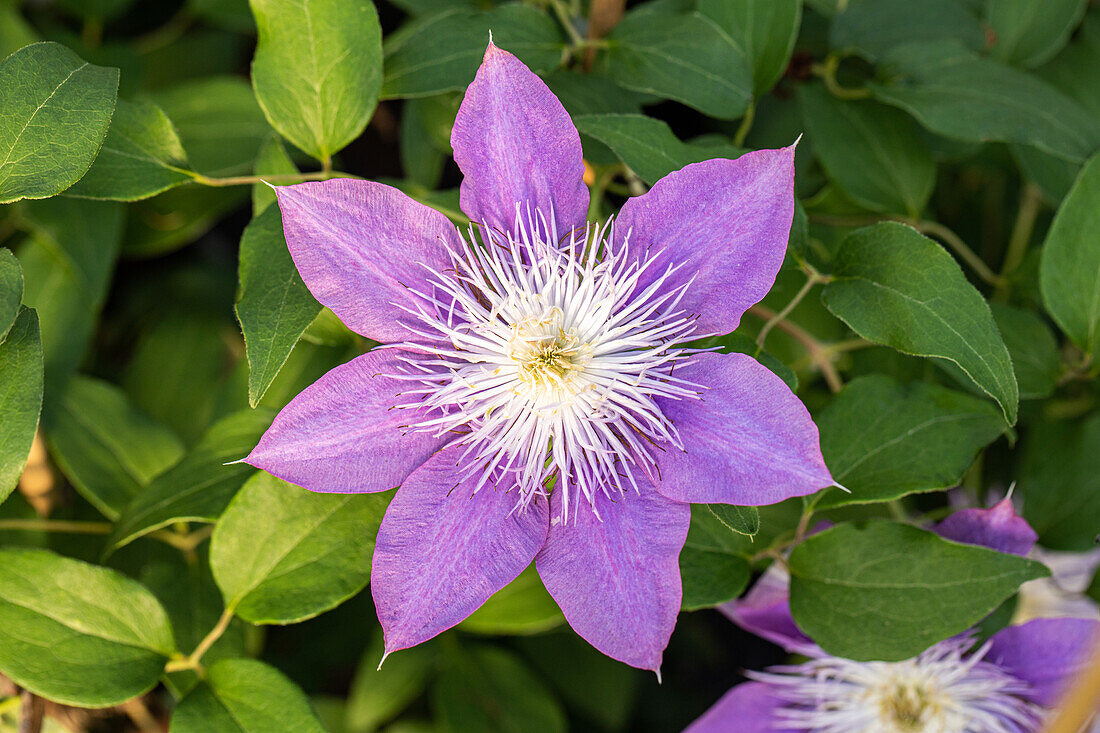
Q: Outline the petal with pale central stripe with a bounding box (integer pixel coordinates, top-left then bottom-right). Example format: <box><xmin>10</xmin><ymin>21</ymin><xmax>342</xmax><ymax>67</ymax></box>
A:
<box><xmin>654</xmin><ymin>352</ymin><xmax>833</xmax><ymax>506</ymax></box>
<box><xmin>536</xmin><ymin>483</ymin><xmax>689</xmax><ymax>672</ymax></box>
<box><xmin>246</xmin><ymin>349</ymin><xmax>445</xmax><ymax>494</ymax></box>
<box><xmin>372</xmin><ymin>444</ymin><xmax>550</xmax><ymax>654</ymax></box>
<box><xmin>614</xmin><ymin>146</ymin><xmax>796</xmax><ymax>336</ymax></box>
<box><xmin>451</xmin><ymin>42</ymin><xmax>588</xmax><ymax>237</ymax></box>
<box><xmin>275</xmin><ymin>179</ymin><xmax>459</xmax><ymax>345</ymax></box>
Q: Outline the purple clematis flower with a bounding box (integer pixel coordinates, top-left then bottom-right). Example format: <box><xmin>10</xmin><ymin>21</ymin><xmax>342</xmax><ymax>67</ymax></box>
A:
<box><xmin>245</xmin><ymin>42</ymin><xmax>833</xmax><ymax>672</ymax></box>
<box><xmin>689</xmin><ymin>501</ymin><xmax>1099</xmax><ymax>732</ymax></box>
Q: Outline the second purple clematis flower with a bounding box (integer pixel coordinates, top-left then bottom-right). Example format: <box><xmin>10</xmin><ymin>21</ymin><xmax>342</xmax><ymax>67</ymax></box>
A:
<box><xmin>245</xmin><ymin>42</ymin><xmax>834</xmax><ymax>672</ymax></box>
<box><xmin>692</xmin><ymin>501</ymin><xmax>1097</xmax><ymax>732</ymax></box>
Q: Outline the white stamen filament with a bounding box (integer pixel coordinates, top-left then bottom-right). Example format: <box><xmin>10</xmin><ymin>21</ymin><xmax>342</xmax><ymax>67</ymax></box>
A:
<box><xmin>753</xmin><ymin>636</ymin><xmax>1043</xmax><ymax>733</ymax></box>
<box><xmin>390</xmin><ymin>206</ymin><xmax>703</xmax><ymax>522</ymax></box>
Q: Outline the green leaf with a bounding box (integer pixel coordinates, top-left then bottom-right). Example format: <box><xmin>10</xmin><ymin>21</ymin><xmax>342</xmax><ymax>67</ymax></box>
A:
<box><xmin>57</xmin><ymin>0</ymin><xmax>136</xmax><ymax>21</ymax></box>
<box><xmin>821</xmin><ymin>222</ymin><xmax>1019</xmax><ymax>424</ymax></box>
<box><xmin>871</xmin><ymin>40</ymin><xmax>1100</xmax><ymax>164</ymax></box>
<box><xmin>1040</xmin><ymin>152</ymin><xmax>1100</xmax><ymax>355</ymax></box>
<box><xmin>108</xmin><ymin>408</ymin><xmax>273</xmax><ymax>551</ymax></box>
<box><xmin>0</xmin><ymin>308</ymin><xmax>43</xmax><ymax>504</ymax></box>
<box><xmin>151</xmin><ymin>76</ymin><xmax>272</xmax><ymax>177</ymax></box>
<box><xmin>66</xmin><ymin>98</ymin><xmax>193</xmax><ymax>201</ymax></box>
<box><xmin>789</xmin><ymin>521</ymin><xmax>1049</xmax><ymax>661</ymax></box>
<box><xmin>400</xmin><ymin>96</ymin><xmax>448</xmax><ymax>189</ymax></box>
<box><xmin>600</xmin><ymin>9</ymin><xmax>751</xmax><ymax>120</ymax></box>
<box><xmin>1013</xmin><ymin>10</ymin><xmax>1100</xmax><ymax>200</ymax></box>
<box><xmin>542</xmin><ymin>72</ymin><xmax>645</xmax><ymax>117</ymax></box>
<box><xmin>171</xmin><ymin>658</ymin><xmax>326</xmax><ymax>733</ymax></box>
<box><xmin>460</xmin><ymin>564</ymin><xmax>565</xmax><ymax>635</ymax></box>
<box><xmin>514</xmin><ymin>633</ymin><xmax>641</xmax><ymax>732</ymax></box>
<box><xmin>1020</xmin><ymin>414</ymin><xmax>1100</xmax><ymax>551</ymax></box>
<box><xmin>989</xmin><ymin>303</ymin><xmax>1061</xmax><ymax>400</ymax></box>
<box><xmin>707</xmin><ymin>504</ymin><xmax>760</xmax><ymax>537</ymax></box>
<box><xmin>122</xmin><ymin>185</ymin><xmax>250</xmax><ymax>259</ymax></box>
<box><xmin>0</xmin><ymin>547</ymin><xmax>175</xmax><ymax>707</ymax></box>
<box><xmin>382</xmin><ymin>4</ymin><xmax>565</xmax><ymax>98</ymax></box>
<box><xmin>44</xmin><ymin>376</ymin><xmax>184</xmax><ymax>519</ymax></box>
<box><xmin>829</xmin><ymin>0</ymin><xmax>984</xmax><ymax>62</ymax></box>
<box><xmin>573</xmin><ymin>114</ymin><xmax>743</xmax><ymax>186</ymax></box>
<box><xmin>1011</xmin><ymin>144</ymin><xmax>1080</xmax><ymax>203</ymax></box>
<box><xmin>433</xmin><ymin>644</ymin><xmax>567</xmax><ymax>733</ymax></box>
<box><xmin>0</xmin><ymin>42</ymin><xmax>119</xmax><ymax>204</ymax></box>
<box><xmin>250</xmin><ymin>0</ymin><xmax>382</xmax><ymax>161</ymax></box>
<box><xmin>679</xmin><ymin>504</ymin><xmax>752</xmax><ymax>611</ymax></box>
<box><xmin>0</xmin><ymin>6</ymin><xmax>38</xmax><ymax>60</ymax></box>
<box><xmin>680</xmin><ymin>547</ymin><xmax>750</xmax><ymax>612</ymax></box>
<box><xmin>346</xmin><ymin>629</ymin><xmax>438</xmax><ymax>733</ymax></box>
<box><xmin>252</xmin><ymin>134</ymin><xmax>298</xmax><ymax>214</ymax></box>
<box><xmin>987</xmin><ymin>0</ymin><xmax>1088</xmax><ymax>68</ymax></box>
<box><xmin>798</xmin><ymin>83</ymin><xmax>934</xmax><ymax>216</ymax></box>
<box><xmin>188</xmin><ymin>0</ymin><xmax>254</xmax><ymax>33</ymax></box>
<box><xmin>211</xmin><ymin>472</ymin><xmax>386</xmax><ymax>624</ymax></box>
<box><xmin>236</xmin><ymin>205</ymin><xmax>322</xmax><ymax>407</ymax></box>
<box><xmin>122</xmin><ymin>313</ymin><xmax>230</xmax><ymax>445</ymax></box>
<box><xmin>390</xmin><ymin>0</ymin><xmax>480</xmax><ymax>13</ymax></box>
<box><xmin>814</xmin><ymin>375</ymin><xmax>1006</xmax><ymax>509</ymax></box>
<box><xmin>1036</xmin><ymin>10</ymin><xmax>1100</xmax><ymax>118</ymax></box>
<box><xmin>697</xmin><ymin>0</ymin><xmax>801</xmax><ymax>95</ymax></box>
<box><xmin>253</xmin><ymin>338</ymin><xmax>356</xmax><ymax>412</ymax></box>
<box><xmin>18</xmin><ymin>198</ymin><xmax>124</xmax><ymax>395</ymax></box>
<box><xmin>0</xmin><ymin>247</ymin><xmax>22</xmax><ymax>341</ymax></box>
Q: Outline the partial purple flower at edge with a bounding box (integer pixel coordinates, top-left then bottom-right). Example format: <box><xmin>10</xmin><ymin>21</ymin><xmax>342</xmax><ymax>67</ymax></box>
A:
<box><xmin>695</xmin><ymin>501</ymin><xmax>1098</xmax><ymax>731</ymax></box>
<box><xmin>245</xmin><ymin>42</ymin><xmax>834</xmax><ymax>673</ymax></box>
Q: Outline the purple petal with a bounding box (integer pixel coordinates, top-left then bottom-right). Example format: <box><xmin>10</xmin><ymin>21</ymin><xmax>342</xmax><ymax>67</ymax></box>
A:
<box><xmin>372</xmin><ymin>445</ymin><xmax>549</xmax><ymax>653</ymax></box>
<box><xmin>654</xmin><ymin>352</ymin><xmax>832</xmax><ymax>505</ymax></box>
<box><xmin>535</xmin><ymin>485</ymin><xmax>689</xmax><ymax>672</ymax></box>
<box><xmin>987</xmin><ymin>617</ymin><xmax>1099</xmax><ymax>707</ymax></box>
<box><xmin>685</xmin><ymin>682</ymin><xmax>788</xmax><ymax>733</ymax></box>
<box><xmin>246</xmin><ymin>349</ymin><xmax>444</xmax><ymax>493</ymax></box>
<box><xmin>614</xmin><ymin>145</ymin><xmax>796</xmax><ymax>336</ymax></box>
<box><xmin>932</xmin><ymin>498</ymin><xmax>1038</xmax><ymax>556</ymax></box>
<box><xmin>275</xmin><ymin>179</ymin><xmax>459</xmax><ymax>344</ymax></box>
<box><xmin>451</xmin><ymin>42</ymin><xmax>588</xmax><ymax>237</ymax></box>
<box><xmin>720</xmin><ymin>564</ymin><xmax>819</xmax><ymax>656</ymax></box>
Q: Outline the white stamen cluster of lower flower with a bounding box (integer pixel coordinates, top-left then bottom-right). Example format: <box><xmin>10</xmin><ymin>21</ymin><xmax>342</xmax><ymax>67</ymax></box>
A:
<box><xmin>391</xmin><ymin>207</ymin><xmax>702</xmax><ymax>522</ymax></box>
<box><xmin>753</xmin><ymin>636</ymin><xmax>1042</xmax><ymax>733</ymax></box>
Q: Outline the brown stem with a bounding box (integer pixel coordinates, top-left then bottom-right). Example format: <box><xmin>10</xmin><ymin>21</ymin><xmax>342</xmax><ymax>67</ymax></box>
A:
<box><xmin>584</xmin><ymin>0</ymin><xmax>625</xmax><ymax>69</ymax></box>
<box><xmin>18</xmin><ymin>692</ymin><xmax>43</xmax><ymax>733</ymax></box>
<box><xmin>119</xmin><ymin>699</ymin><xmax>161</xmax><ymax>733</ymax></box>
<box><xmin>757</xmin><ymin>268</ymin><xmax>828</xmax><ymax>348</ymax></box>
<box><xmin>0</xmin><ymin>520</ymin><xmax>112</xmax><ymax>534</ymax></box>
<box><xmin>748</xmin><ymin>305</ymin><xmax>844</xmax><ymax>392</ymax></box>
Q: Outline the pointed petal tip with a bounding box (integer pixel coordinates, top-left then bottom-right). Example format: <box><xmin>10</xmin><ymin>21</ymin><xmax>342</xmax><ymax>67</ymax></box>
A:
<box><xmin>376</xmin><ymin>649</ymin><xmax>391</xmax><ymax>671</ymax></box>
<box><xmin>653</xmin><ymin>666</ymin><xmax>663</xmax><ymax>684</ymax></box>
<box><xmin>222</xmin><ymin>456</ymin><xmax>250</xmax><ymax>467</ymax></box>
<box><xmin>483</xmin><ymin>34</ymin><xmax>506</xmax><ymax>62</ymax></box>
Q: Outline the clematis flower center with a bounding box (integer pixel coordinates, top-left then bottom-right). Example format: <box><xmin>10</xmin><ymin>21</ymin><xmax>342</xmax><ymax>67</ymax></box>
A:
<box><xmin>508</xmin><ymin>307</ymin><xmax>594</xmax><ymax>399</ymax></box>
<box><xmin>753</xmin><ymin>636</ymin><xmax>1041</xmax><ymax>733</ymax></box>
<box><xmin>391</xmin><ymin>206</ymin><xmax>702</xmax><ymax>521</ymax></box>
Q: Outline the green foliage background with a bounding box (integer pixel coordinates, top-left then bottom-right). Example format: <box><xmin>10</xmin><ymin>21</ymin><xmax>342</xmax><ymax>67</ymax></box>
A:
<box><xmin>0</xmin><ymin>0</ymin><xmax>1098</xmax><ymax>730</ymax></box>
